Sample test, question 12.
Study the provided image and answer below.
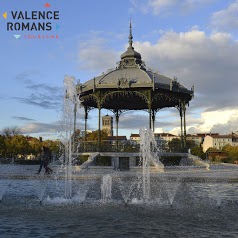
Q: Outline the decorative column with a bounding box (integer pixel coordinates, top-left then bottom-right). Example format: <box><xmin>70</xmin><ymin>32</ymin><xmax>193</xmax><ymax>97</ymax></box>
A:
<box><xmin>152</xmin><ymin>109</ymin><xmax>155</xmax><ymax>132</ymax></box>
<box><xmin>116</xmin><ymin>110</ymin><xmax>119</xmax><ymax>152</ymax></box>
<box><xmin>182</xmin><ymin>101</ymin><xmax>187</xmax><ymax>148</ymax></box>
<box><xmin>96</xmin><ymin>92</ymin><xmax>102</xmax><ymax>152</ymax></box>
<box><xmin>73</xmin><ymin>96</ymin><xmax>77</xmax><ymax>152</ymax></box>
<box><xmin>179</xmin><ymin>102</ymin><xmax>184</xmax><ymax>148</ymax></box>
<box><xmin>84</xmin><ymin>106</ymin><xmax>88</xmax><ymax>141</ymax></box>
<box><xmin>148</xmin><ymin>90</ymin><xmax>152</xmax><ymax>129</ymax></box>
<box><xmin>73</xmin><ymin>99</ymin><xmax>77</xmax><ymax>137</ymax></box>
<box><xmin>98</xmin><ymin>105</ymin><xmax>101</xmax><ymax>152</ymax></box>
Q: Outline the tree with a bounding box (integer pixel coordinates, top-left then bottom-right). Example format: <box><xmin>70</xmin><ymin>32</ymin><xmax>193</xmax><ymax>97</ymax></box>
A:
<box><xmin>0</xmin><ymin>130</ymin><xmax>63</xmax><ymax>163</ymax></box>
<box><xmin>72</xmin><ymin>129</ymin><xmax>82</xmax><ymax>142</ymax></box>
<box><xmin>3</xmin><ymin>126</ymin><xmax>21</xmax><ymax>137</ymax></box>
<box><xmin>222</xmin><ymin>144</ymin><xmax>238</xmax><ymax>163</ymax></box>
<box><xmin>28</xmin><ymin>137</ymin><xmax>42</xmax><ymax>156</ymax></box>
<box><xmin>206</xmin><ymin>147</ymin><xmax>219</xmax><ymax>152</ymax></box>
<box><xmin>191</xmin><ymin>146</ymin><xmax>206</xmax><ymax>160</ymax></box>
<box><xmin>4</xmin><ymin>136</ymin><xmax>14</xmax><ymax>159</ymax></box>
<box><xmin>0</xmin><ymin>135</ymin><xmax>6</xmax><ymax>158</ymax></box>
<box><xmin>167</xmin><ymin>138</ymin><xmax>197</xmax><ymax>153</ymax></box>
<box><xmin>168</xmin><ymin>138</ymin><xmax>182</xmax><ymax>152</ymax></box>
<box><xmin>11</xmin><ymin>135</ymin><xmax>31</xmax><ymax>159</ymax></box>
<box><xmin>86</xmin><ymin>130</ymin><xmax>108</xmax><ymax>141</ymax></box>
<box><xmin>186</xmin><ymin>140</ymin><xmax>197</xmax><ymax>151</ymax></box>
<box><xmin>42</xmin><ymin>139</ymin><xmax>62</xmax><ymax>160</ymax></box>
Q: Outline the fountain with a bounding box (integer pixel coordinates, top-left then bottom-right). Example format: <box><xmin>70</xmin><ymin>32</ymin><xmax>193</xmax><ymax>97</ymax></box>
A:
<box><xmin>161</xmin><ymin>176</ymin><xmax>181</xmax><ymax>206</ymax></box>
<box><xmin>36</xmin><ymin>179</ymin><xmax>47</xmax><ymax>205</ymax></box>
<box><xmin>101</xmin><ymin>174</ymin><xmax>112</xmax><ymax>202</ymax></box>
<box><xmin>0</xmin><ymin>125</ymin><xmax>238</xmax><ymax>208</ymax></box>
<box><xmin>139</xmin><ymin>127</ymin><xmax>164</xmax><ymax>202</ymax></box>
<box><xmin>117</xmin><ymin>177</ymin><xmax>137</xmax><ymax>206</ymax></box>
<box><xmin>0</xmin><ymin>83</ymin><xmax>238</xmax><ymax>237</ymax></box>
<box><xmin>59</xmin><ymin>75</ymin><xmax>80</xmax><ymax>199</ymax></box>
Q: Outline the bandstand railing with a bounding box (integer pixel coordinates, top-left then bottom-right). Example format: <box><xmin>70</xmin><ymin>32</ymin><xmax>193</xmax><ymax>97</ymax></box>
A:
<box><xmin>74</xmin><ymin>141</ymin><xmax>140</xmax><ymax>153</ymax></box>
<box><xmin>73</xmin><ymin>140</ymin><xmax>188</xmax><ymax>153</ymax></box>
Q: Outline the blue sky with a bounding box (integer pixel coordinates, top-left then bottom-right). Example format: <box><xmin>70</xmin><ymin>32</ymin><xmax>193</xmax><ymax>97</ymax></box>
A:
<box><xmin>1</xmin><ymin>0</ymin><xmax>238</xmax><ymax>140</ymax></box>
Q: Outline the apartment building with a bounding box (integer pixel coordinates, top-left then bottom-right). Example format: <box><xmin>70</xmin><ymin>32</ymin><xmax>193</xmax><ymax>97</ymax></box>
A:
<box><xmin>202</xmin><ymin>134</ymin><xmax>238</xmax><ymax>152</ymax></box>
<box><xmin>154</xmin><ymin>133</ymin><xmax>179</xmax><ymax>143</ymax></box>
<box><xmin>130</xmin><ymin>133</ymin><xmax>179</xmax><ymax>145</ymax></box>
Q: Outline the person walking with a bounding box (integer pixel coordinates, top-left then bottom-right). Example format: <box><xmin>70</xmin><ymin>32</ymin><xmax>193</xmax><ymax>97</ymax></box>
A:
<box><xmin>36</xmin><ymin>146</ymin><xmax>53</xmax><ymax>174</ymax></box>
<box><xmin>44</xmin><ymin>155</ymin><xmax>53</xmax><ymax>174</ymax></box>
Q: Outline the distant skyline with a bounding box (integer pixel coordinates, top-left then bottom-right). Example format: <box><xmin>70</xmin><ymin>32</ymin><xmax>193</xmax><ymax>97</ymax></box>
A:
<box><xmin>1</xmin><ymin>0</ymin><xmax>238</xmax><ymax>140</ymax></box>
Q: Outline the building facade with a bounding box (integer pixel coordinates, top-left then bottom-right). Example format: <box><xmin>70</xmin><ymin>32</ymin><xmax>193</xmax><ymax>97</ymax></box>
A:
<box><xmin>130</xmin><ymin>132</ymin><xmax>179</xmax><ymax>147</ymax></box>
<box><xmin>130</xmin><ymin>134</ymin><xmax>140</xmax><ymax>144</ymax></box>
<box><xmin>202</xmin><ymin>134</ymin><xmax>238</xmax><ymax>152</ymax></box>
<box><xmin>186</xmin><ymin>134</ymin><xmax>205</xmax><ymax>145</ymax></box>
<box><xmin>154</xmin><ymin>133</ymin><xmax>179</xmax><ymax>143</ymax></box>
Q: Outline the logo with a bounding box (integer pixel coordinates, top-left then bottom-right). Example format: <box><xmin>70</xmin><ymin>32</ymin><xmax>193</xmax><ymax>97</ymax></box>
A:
<box><xmin>2</xmin><ymin>3</ymin><xmax>60</xmax><ymax>40</ymax></box>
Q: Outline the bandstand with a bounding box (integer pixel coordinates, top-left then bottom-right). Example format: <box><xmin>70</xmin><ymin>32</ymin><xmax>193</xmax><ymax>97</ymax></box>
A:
<box><xmin>77</xmin><ymin>23</ymin><xmax>194</xmax><ymax>152</ymax></box>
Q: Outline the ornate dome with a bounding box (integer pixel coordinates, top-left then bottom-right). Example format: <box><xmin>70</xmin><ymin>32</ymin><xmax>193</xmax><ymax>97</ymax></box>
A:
<box><xmin>120</xmin><ymin>47</ymin><xmax>141</xmax><ymax>60</ymax></box>
<box><xmin>77</xmin><ymin>23</ymin><xmax>194</xmax><ymax>111</ymax></box>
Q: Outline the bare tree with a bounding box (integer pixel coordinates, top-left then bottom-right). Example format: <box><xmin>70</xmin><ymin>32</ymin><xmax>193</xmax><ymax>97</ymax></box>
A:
<box><xmin>2</xmin><ymin>126</ymin><xmax>21</xmax><ymax>137</ymax></box>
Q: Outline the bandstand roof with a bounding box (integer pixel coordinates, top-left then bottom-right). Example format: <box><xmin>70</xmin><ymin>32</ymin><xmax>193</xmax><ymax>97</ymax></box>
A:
<box><xmin>78</xmin><ymin>23</ymin><xmax>194</xmax><ymax>111</ymax></box>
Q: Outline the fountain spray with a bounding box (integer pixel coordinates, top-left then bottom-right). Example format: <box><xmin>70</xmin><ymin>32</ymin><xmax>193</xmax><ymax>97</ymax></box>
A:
<box><xmin>139</xmin><ymin>128</ymin><xmax>159</xmax><ymax>202</ymax></box>
<box><xmin>60</xmin><ymin>76</ymin><xmax>80</xmax><ymax>199</ymax></box>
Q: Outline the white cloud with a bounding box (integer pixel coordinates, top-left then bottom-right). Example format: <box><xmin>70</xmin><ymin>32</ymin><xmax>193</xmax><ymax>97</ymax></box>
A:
<box><xmin>169</xmin><ymin>126</ymin><xmax>182</xmax><ymax>136</ymax></box>
<box><xmin>154</xmin><ymin>127</ymin><xmax>164</xmax><ymax>133</ymax></box>
<box><xmin>210</xmin><ymin>0</ymin><xmax>238</xmax><ymax>32</ymax></box>
<box><xmin>185</xmin><ymin>109</ymin><xmax>238</xmax><ymax>133</ymax></box>
<box><xmin>199</xmin><ymin>110</ymin><xmax>238</xmax><ymax>132</ymax></box>
<box><xmin>77</xmin><ymin>38</ymin><xmax>118</xmax><ymax>74</ymax></box>
<box><xmin>148</xmin><ymin>0</ymin><xmax>177</xmax><ymax>14</ymax></box>
<box><xmin>209</xmin><ymin>110</ymin><xmax>238</xmax><ymax>134</ymax></box>
<box><xmin>133</xmin><ymin>29</ymin><xmax>238</xmax><ymax>112</ymax></box>
<box><xmin>167</xmin><ymin>109</ymin><xmax>238</xmax><ymax>136</ymax></box>
<box><xmin>181</xmin><ymin>0</ymin><xmax>215</xmax><ymax>12</ymax></box>
<box><xmin>20</xmin><ymin>122</ymin><xmax>60</xmax><ymax>134</ymax></box>
<box><xmin>131</xmin><ymin>0</ymin><xmax>215</xmax><ymax>15</ymax></box>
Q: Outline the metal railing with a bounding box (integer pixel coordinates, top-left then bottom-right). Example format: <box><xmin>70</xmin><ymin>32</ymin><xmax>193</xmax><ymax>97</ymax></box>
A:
<box><xmin>74</xmin><ymin>141</ymin><xmax>140</xmax><ymax>153</ymax></box>
<box><xmin>73</xmin><ymin>140</ymin><xmax>189</xmax><ymax>154</ymax></box>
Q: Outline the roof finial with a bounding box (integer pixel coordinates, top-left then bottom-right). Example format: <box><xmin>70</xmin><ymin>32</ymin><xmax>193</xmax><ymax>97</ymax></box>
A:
<box><xmin>128</xmin><ymin>19</ymin><xmax>133</xmax><ymax>49</ymax></box>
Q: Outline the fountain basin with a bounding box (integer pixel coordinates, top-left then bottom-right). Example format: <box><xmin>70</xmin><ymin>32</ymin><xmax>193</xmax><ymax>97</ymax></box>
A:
<box><xmin>1</xmin><ymin>164</ymin><xmax>238</xmax><ymax>237</ymax></box>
